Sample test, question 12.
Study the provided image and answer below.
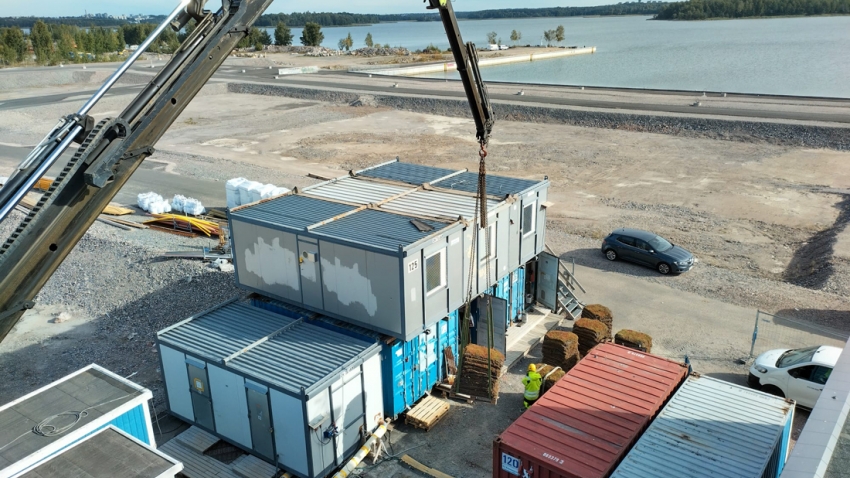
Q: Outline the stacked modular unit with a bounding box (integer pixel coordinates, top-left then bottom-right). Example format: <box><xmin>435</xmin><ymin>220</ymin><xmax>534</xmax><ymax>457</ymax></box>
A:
<box><xmin>0</xmin><ymin>365</ymin><xmax>157</xmax><ymax>478</ymax></box>
<box><xmin>611</xmin><ymin>375</ymin><xmax>794</xmax><ymax>478</ymax></box>
<box><xmin>228</xmin><ymin>160</ymin><xmax>549</xmax><ymax>342</ymax></box>
<box><xmin>252</xmin><ymin>295</ymin><xmax>459</xmax><ymax>419</ymax></box>
<box><xmin>156</xmin><ymin>301</ymin><xmax>383</xmax><ymax>478</ymax></box>
<box><xmin>493</xmin><ymin>344</ymin><xmax>689</xmax><ymax>478</ymax></box>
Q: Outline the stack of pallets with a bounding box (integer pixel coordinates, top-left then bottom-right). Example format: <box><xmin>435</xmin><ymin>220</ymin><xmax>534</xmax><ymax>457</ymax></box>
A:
<box><xmin>456</xmin><ymin>344</ymin><xmax>504</xmax><ymax>403</ymax></box>
<box><xmin>573</xmin><ymin>318</ymin><xmax>609</xmax><ymax>356</ymax></box>
<box><xmin>404</xmin><ymin>396</ymin><xmax>451</xmax><ymax>431</ymax></box>
<box><xmin>542</xmin><ymin>330</ymin><xmax>581</xmax><ymax>372</ymax></box>
<box><xmin>581</xmin><ymin>304</ymin><xmax>613</xmax><ymax>340</ymax></box>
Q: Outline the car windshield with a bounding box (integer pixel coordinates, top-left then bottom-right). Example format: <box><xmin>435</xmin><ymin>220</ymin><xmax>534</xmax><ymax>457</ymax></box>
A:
<box><xmin>648</xmin><ymin>236</ymin><xmax>673</xmax><ymax>252</ymax></box>
<box><xmin>777</xmin><ymin>346</ymin><xmax>820</xmax><ymax>368</ymax></box>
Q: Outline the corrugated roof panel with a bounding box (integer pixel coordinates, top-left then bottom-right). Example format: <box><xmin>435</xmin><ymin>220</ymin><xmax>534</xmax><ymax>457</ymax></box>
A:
<box><xmin>228</xmin><ymin>323</ymin><xmax>376</xmax><ymax>394</ymax></box>
<box><xmin>611</xmin><ymin>375</ymin><xmax>793</xmax><ymax>478</ymax></box>
<box><xmin>230</xmin><ymin>195</ymin><xmax>356</xmax><ymax>230</ymax></box>
<box><xmin>303</xmin><ymin>177</ymin><xmax>413</xmax><ymax>205</ymax></box>
<box><xmin>496</xmin><ymin>344</ymin><xmax>689</xmax><ymax>478</ymax></box>
<box><xmin>158</xmin><ymin>303</ymin><xmax>296</xmax><ymax>362</ymax></box>
<box><xmin>434</xmin><ymin>171</ymin><xmax>541</xmax><ymax>196</ymax></box>
<box><xmin>311</xmin><ymin>209</ymin><xmax>453</xmax><ymax>251</ymax></box>
<box><xmin>379</xmin><ymin>189</ymin><xmax>500</xmax><ymax>221</ymax></box>
<box><xmin>358</xmin><ymin>162</ymin><xmax>457</xmax><ymax>185</ymax></box>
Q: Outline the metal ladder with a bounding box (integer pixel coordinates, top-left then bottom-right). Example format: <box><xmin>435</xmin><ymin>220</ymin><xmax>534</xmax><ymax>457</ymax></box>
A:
<box><xmin>545</xmin><ymin>244</ymin><xmax>586</xmax><ymax>320</ymax></box>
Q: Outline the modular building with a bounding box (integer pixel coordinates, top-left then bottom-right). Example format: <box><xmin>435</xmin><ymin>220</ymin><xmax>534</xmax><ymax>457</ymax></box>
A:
<box><xmin>0</xmin><ymin>364</ymin><xmax>157</xmax><ymax>478</ymax></box>
<box><xmin>611</xmin><ymin>374</ymin><xmax>794</xmax><ymax>478</ymax></box>
<box><xmin>252</xmin><ymin>295</ymin><xmax>458</xmax><ymax>419</ymax></box>
<box><xmin>156</xmin><ymin>300</ymin><xmax>384</xmax><ymax>478</ymax></box>
<box><xmin>16</xmin><ymin>426</ymin><xmax>182</xmax><ymax>478</ymax></box>
<box><xmin>493</xmin><ymin>344</ymin><xmax>688</xmax><ymax>478</ymax></box>
<box><xmin>228</xmin><ymin>159</ymin><xmax>549</xmax><ymax>341</ymax></box>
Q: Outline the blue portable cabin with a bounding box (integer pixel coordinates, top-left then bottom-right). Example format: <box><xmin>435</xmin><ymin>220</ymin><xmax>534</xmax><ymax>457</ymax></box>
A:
<box><xmin>488</xmin><ymin>266</ymin><xmax>526</xmax><ymax>330</ymax></box>
<box><xmin>252</xmin><ymin>295</ymin><xmax>459</xmax><ymax>419</ymax></box>
<box><xmin>0</xmin><ymin>364</ymin><xmax>157</xmax><ymax>478</ymax></box>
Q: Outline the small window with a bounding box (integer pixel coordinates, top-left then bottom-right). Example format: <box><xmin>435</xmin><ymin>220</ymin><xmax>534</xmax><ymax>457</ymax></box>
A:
<box><xmin>617</xmin><ymin>236</ymin><xmax>636</xmax><ymax>247</ymax></box>
<box><xmin>425</xmin><ymin>250</ymin><xmax>446</xmax><ymax>295</ymax></box>
<box><xmin>480</xmin><ymin>223</ymin><xmax>496</xmax><ymax>262</ymax></box>
<box><xmin>635</xmin><ymin>239</ymin><xmax>652</xmax><ymax>252</ymax></box>
<box><xmin>522</xmin><ymin>203</ymin><xmax>536</xmax><ymax>237</ymax></box>
<box><xmin>812</xmin><ymin>366</ymin><xmax>832</xmax><ymax>385</ymax></box>
<box><xmin>788</xmin><ymin>365</ymin><xmax>816</xmax><ymax>381</ymax></box>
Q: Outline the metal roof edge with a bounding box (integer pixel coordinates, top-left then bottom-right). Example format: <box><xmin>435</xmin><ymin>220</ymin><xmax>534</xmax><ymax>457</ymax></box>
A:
<box><xmin>402</xmin><ymin>219</ymin><xmax>466</xmax><ymax>253</ymax></box>
<box><xmin>352</xmin><ymin>158</ymin><xmax>399</xmax><ymax>175</ymax></box>
<box><xmin>303</xmin><ymin>341</ymin><xmax>383</xmax><ymax>398</ymax></box>
<box><xmin>156</xmin><ymin>297</ymin><xmax>240</xmax><ymax>337</ymax></box>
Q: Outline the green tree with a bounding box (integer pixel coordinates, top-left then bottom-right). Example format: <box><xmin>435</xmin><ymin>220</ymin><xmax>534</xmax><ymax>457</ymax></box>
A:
<box><xmin>486</xmin><ymin>31</ymin><xmax>498</xmax><ymax>45</ymax></box>
<box><xmin>1</xmin><ymin>27</ymin><xmax>27</xmax><ymax>64</ymax></box>
<box><xmin>510</xmin><ymin>30</ymin><xmax>522</xmax><ymax>44</ymax></box>
<box><xmin>258</xmin><ymin>29</ymin><xmax>272</xmax><ymax>45</ymax></box>
<box><xmin>339</xmin><ymin>32</ymin><xmax>353</xmax><ymax>51</ymax></box>
<box><xmin>254</xmin><ymin>41</ymin><xmax>264</xmax><ymax>51</ymax></box>
<box><xmin>274</xmin><ymin>22</ymin><xmax>293</xmax><ymax>46</ymax></box>
<box><xmin>300</xmin><ymin>22</ymin><xmax>324</xmax><ymax>46</ymax></box>
<box><xmin>30</xmin><ymin>21</ymin><xmax>54</xmax><ymax>64</ymax></box>
<box><xmin>543</xmin><ymin>29</ymin><xmax>555</xmax><ymax>46</ymax></box>
<box><xmin>365</xmin><ymin>32</ymin><xmax>373</xmax><ymax>48</ymax></box>
<box><xmin>555</xmin><ymin>25</ymin><xmax>565</xmax><ymax>44</ymax></box>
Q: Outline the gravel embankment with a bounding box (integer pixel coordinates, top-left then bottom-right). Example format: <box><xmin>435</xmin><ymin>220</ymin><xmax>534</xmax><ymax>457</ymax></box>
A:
<box><xmin>228</xmin><ymin>83</ymin><xmax>850</xmax><ymax>150</ymax></box>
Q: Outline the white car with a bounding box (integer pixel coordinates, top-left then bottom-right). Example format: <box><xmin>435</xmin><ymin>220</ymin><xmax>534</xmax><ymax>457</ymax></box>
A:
<box><xmin>748</xmin><ymin>345</ymin><xmax>841</xmax><ymax>408</ymax></box>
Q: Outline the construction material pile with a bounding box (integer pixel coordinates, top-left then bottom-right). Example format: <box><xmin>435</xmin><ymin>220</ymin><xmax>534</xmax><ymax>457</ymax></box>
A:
<box><xmin>457</xmin><ymin>344</ymin><xmax>504</xmax><ymax>400</ymax></box>
<box><xmin>535</xmin><ymin>364</ymin><xmax>566</xmax><ymax>393</ymax></box>
<box><xmin>171</xmin><ymin>195</ymin><xmax>206</xmax><ymax>215</ymax></box>
<box><xmin>573</xmin><ymin>318</ymin><xmax>609</xmax><ymax>356</ymax></box>
<box><xmin>226</xmin><ymin>178</ymin><xmax>289</xmax><ymax>209</ymax></box>
<box><xmin>615</xmin><ymin>329</ymin><xmax>653</xmax><ymax>353</ymax></box>
<box><xmin>137</xmin><ymin>192</ymin><xmax>171</xmax><ymax>214</ymax></box>
<box><xmin>143</xmin><ymin>214</ymin><xmax>221</xmax><ymax>237</ymax></box>
<box><xmin>581</xmin><ymin>304</ymin><xmax>613</xmax><ymax>340</ymax></box>
<box><xmin>542</xmin><ymin>331</ymin><xmax>580</xmax><ymax>372</ymax></box>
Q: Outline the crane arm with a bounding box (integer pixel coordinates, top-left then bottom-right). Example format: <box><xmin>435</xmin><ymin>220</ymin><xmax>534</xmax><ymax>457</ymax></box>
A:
<box><xmin>0</xmin><ymin>0</ymin><xmax>493</xmax><ymax>345</ymax></box>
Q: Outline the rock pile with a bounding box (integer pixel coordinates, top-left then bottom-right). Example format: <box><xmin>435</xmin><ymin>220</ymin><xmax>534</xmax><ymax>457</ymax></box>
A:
<box><xmin>457</xmin><ymin>344</ymin><xmax>504</xmax><ymax>400</ymax></box>
<box><xmin>581</xmin><ymin>304</ymin><xmax>613</xmax><ymax>340</ymax></box>
<box><xmin>353</xmin><ymin>47</ymin><xmax>410</xmax><ymax>57</ymax></box>
<box><xmin>573</xmin><ymin>318</ymin><xmax>609</xmax><ymax>356</ymax></box>
<box><xmin>615</xmin><ymin>329</ymin><xmax>653</xmax><ymax>353</ymax></box>
<box><xmin>542</xmin><ymin>330</ymin><xmax>580</xmax><ymax>372</ymax></box>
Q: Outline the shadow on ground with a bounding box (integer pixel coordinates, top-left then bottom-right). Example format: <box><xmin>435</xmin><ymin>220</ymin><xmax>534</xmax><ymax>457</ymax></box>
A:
<box><xmin>784</xmin><ymin>195</ymin><xmax>850</xmax><ymax>289</ymax></box>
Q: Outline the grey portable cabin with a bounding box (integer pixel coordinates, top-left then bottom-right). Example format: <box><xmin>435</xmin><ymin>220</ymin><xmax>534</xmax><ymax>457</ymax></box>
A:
<box><xmin>157</xmin><ymin>301</ymin><xmax>383</xmax><ymax>478</ymax></box>
<box><xmin>229</xmin><ymin>159</ymin><xmax>550</xmax><ymax>341</ymax></box>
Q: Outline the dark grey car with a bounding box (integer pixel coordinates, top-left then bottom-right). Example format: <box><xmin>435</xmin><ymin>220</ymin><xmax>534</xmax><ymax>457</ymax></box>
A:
<box><xmin>600</xmin><ymin>228</ymin><xmax>695</xmax><ymax>274</ymax></box>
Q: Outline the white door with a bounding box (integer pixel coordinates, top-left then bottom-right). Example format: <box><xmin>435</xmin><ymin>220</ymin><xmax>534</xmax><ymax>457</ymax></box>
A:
<box><xmin>785</xmin><ymin>365</ymin><xmax>824</xmax><ymax>408</ymax></box>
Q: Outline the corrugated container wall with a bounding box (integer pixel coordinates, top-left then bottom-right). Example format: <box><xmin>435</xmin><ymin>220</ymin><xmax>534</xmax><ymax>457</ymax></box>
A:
<box><xmin>610</xmin><ymin>374</ymin><xmax>795</xmax><ymax>478</ymax></box>
<box><xmin>494</xmin><ymin>344</ymin><xmax>688</xmax><ymax>478</ymax></box>
<box><xmin>252</xmin><ymin>295</ymin><xmax>459</xmax><ymax>419</ymax></box>
<box><xmin>156</xmin><ymin>301</ymin><xmax>384</xmax><ymax>478</ymax></box>
<box><xmin>228</xmin><ymin>160</ymin><xmax>548</xmax><ymax>342</ymax></box>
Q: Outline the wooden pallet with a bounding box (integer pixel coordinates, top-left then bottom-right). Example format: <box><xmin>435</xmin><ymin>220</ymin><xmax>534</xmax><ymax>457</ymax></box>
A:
<box><xmin>404</xmin><ymin>395</ymin><xmax>450</xmax><ymax>431</ymax></box>
<box><xmin>435</xmin><ymin>383</ymin><xmax>499</xmax><ymax>405</ymax></box>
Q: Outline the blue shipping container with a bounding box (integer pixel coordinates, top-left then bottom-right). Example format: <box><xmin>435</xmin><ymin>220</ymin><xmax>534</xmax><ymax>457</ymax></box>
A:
<box><xmin>252</xmin><ymin>296</ymin><xmax>458</xmax><ymax>419</ymax></box>
<box><xmin>489</xmin><ymin>266</ymin><xmax>526</xmax><ymax>329</ymax></box>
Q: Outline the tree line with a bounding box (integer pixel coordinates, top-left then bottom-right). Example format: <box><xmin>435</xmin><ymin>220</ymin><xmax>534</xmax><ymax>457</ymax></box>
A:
<box><xmin>654</xmin><ymin>0</ymin><xmax>850</xmax><ymax>19</ymax></box>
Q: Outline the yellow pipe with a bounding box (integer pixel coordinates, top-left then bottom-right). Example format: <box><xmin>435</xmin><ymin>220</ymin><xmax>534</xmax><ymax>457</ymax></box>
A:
<box><xmin>332</xmin><ymin>420</ymin><xmax>390</xmax><ymax>478</ymax></box>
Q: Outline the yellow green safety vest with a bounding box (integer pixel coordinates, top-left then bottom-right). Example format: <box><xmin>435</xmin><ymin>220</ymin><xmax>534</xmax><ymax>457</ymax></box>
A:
<box><xmin>522</xmin><ymin>372</ymin><xmax>542</xmax><ymax>401</ymax></box>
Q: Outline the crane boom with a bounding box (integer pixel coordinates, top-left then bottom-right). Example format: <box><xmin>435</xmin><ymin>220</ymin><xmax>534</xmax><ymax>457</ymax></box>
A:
<box><xmin>0</xmin><ymin>0</ymin><xmax>494</xmax><ymax>345</ymax></box>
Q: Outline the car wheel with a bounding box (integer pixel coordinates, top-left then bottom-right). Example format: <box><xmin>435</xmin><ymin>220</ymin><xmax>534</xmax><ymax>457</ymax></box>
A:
<box><xmin>605</xmin><ymin>249</ymin><xmax>617</xmax><ymax>261</ymax></box>
<box><xmin>762</xmin><ymin>385</ymin><xmax>785</xmax><ymax>398</ymax></box>
<box><xmin>657</xmin><ymin>262</ymin><xmax>671</xmax><ymax>275</ymax></box>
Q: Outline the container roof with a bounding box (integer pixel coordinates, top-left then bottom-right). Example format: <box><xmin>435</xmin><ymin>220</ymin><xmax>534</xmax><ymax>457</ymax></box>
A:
<box><xmin>311</xmin><ymin>208</ymin><xmax>451</xmax><ymax>251</ymax></box>
<box><xmin>611</xmin><ymin>375</ymin><xmax>793</xmax><ymax>478</ymax></box>
<box><xmin>0</xmin><ymin>366</ymin><xmax>148</xmax><ymax>472</ymax></box>
<box><xmin>497</xmin><ymin>344</ymin><xmax>688</xmax><ymax>478</ymax></box>
<box><xmin>358</xmin><ymin>161</ymin><xmax>456</xmax><ymax>185</ymax></box>
<box><xmin>303</xmin><ymin>177</ymin><xmax>412</xmax><ymax>205</ymax></box>
<box><xmin>158</xmin><ymin>302</ymin><xmax>380</xmax><ymax>396</ymax></box>
<box><xmin>433</xmin><ymin>171</ymin><xmax>541</xmax><ymax>196</ymax></box>
<box><xmin>19</xmin><ymin>427</ymin><xmax>180</xmax><ymax>478</ymax></box>
<box><xmin>230</xmin><ymin>195</ymin><xmax>356</xmax><ymax>230</ymax></box>
<box><xmin>378</xmin><ymin>189</ymin><xmax>500</xmax><ymax>221</ymax></box>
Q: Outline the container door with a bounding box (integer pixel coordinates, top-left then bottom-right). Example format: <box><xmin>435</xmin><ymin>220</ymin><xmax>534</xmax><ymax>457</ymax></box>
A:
<box><xmin>536</xmin><ymin>252</ymin><xmax>559</xmax><ymax>310</ymax></box>
<box><xmin>298</xmin><ymin>240</ymin><xmax>323</xmax><ymax>309</ymax></box>
<box><xmin>403</xmin><ymin>340</ymin><xmax>416</xmax><ymax>411</ymax></box>
<box><xmin>186</xmin><ymin>362</ymin><xmax>214</xmax><ymax>431</ymax></box>
<box><xmin>474</xmin><ymin>295</ymin><xmax>508</xmax><ymax>359</ymax></box>
<box><xmin>246</xmin><ymin>384</ymin><xmax>275</xmax><ymax>461</ymax></box>
<box><xmin>418</xmin><ymin>325</ymin><xmax>439</xmax><ymax>393</ymax></box>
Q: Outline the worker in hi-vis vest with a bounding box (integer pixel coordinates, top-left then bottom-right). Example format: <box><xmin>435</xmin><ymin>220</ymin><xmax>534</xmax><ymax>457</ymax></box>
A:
<box><xmin>522</xmin><ymin>364</ymin><xmax>542</xmax><ymax>409</ymax></box>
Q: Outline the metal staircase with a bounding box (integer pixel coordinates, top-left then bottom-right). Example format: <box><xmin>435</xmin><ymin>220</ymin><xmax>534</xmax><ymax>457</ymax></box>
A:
<box><xmin>545</xmin><ymin>244</ymin><xmax>586</xmax><ymax>320</ymax></box>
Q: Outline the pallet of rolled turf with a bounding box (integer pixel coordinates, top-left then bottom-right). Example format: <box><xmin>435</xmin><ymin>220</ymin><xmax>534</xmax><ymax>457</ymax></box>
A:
<box><xmin>573</xmin><ymin>318</ymin><xmax>609</xmax><ymax>356</ymax></box>
<box><xmin>536</xmin><ymin>363</ymin><xmax>567</xmax><ymax>394</ymax></box>
<box><xmin>581</xmin><ymin>304</ymin><xmax>613</xmax><ymax>340</ymax></box>
<box><xmin>542</xmin><ymin>330</ymin><xmax>580</xmax><ymax>372</ymax></box>
<box><xmin>615</xmin><ymin>329</ymin><xmax>653</xmax><ymax>353</ymax></box>
<box><xmin>455</xmin><ymin>344</ymin><xmax>504</xmax><ymax>402</ymax></box>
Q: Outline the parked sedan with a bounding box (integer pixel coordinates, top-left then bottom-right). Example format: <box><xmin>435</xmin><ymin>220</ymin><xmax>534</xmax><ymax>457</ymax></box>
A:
<box><xmin>748</xmin><ymin>345</ymin><xmax>841</xmax><ymax>408</ymax></box>
<box><xmin>601</xmin><ymin>228</ymin><xmax>695</xmax><ymax>274</ymax></box>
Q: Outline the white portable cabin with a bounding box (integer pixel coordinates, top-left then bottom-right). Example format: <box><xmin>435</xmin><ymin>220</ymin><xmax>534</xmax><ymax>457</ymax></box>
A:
<box><xmin>228</xmin><ymin>159</ymin><xmax>549</xmax><ymax>341</ymax></box>
<box><xmin>156</xmin><ymin>300</ymin><xmax>384</xmax><ymax>478</ymax></box>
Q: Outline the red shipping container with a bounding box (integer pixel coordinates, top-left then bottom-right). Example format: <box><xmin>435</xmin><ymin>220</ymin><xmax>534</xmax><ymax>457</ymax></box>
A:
<box><xmin>493</xmin><ymin>343</ymin><xmax>688</xmax><ymax>478</ymax></box>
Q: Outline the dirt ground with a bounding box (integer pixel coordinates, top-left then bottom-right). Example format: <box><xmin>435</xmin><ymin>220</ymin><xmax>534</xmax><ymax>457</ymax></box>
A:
<box><xmin>0</xmin><ymin>64</ymin><xmax>848</xmax><ymax>476</ymax></box>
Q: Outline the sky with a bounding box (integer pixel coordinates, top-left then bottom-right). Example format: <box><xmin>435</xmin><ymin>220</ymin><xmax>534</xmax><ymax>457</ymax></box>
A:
<box><xmin>6</xmin><ymin>1</ymin><xmax>606</xmax><ymax>18</ymax></box>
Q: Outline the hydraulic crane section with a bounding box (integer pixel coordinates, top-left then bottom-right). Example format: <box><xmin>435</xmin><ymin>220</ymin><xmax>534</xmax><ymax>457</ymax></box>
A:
<box><xmin>0</xmin><ymin>0</ymin><xmax>494</xmax><ymax>345</ymax></box>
